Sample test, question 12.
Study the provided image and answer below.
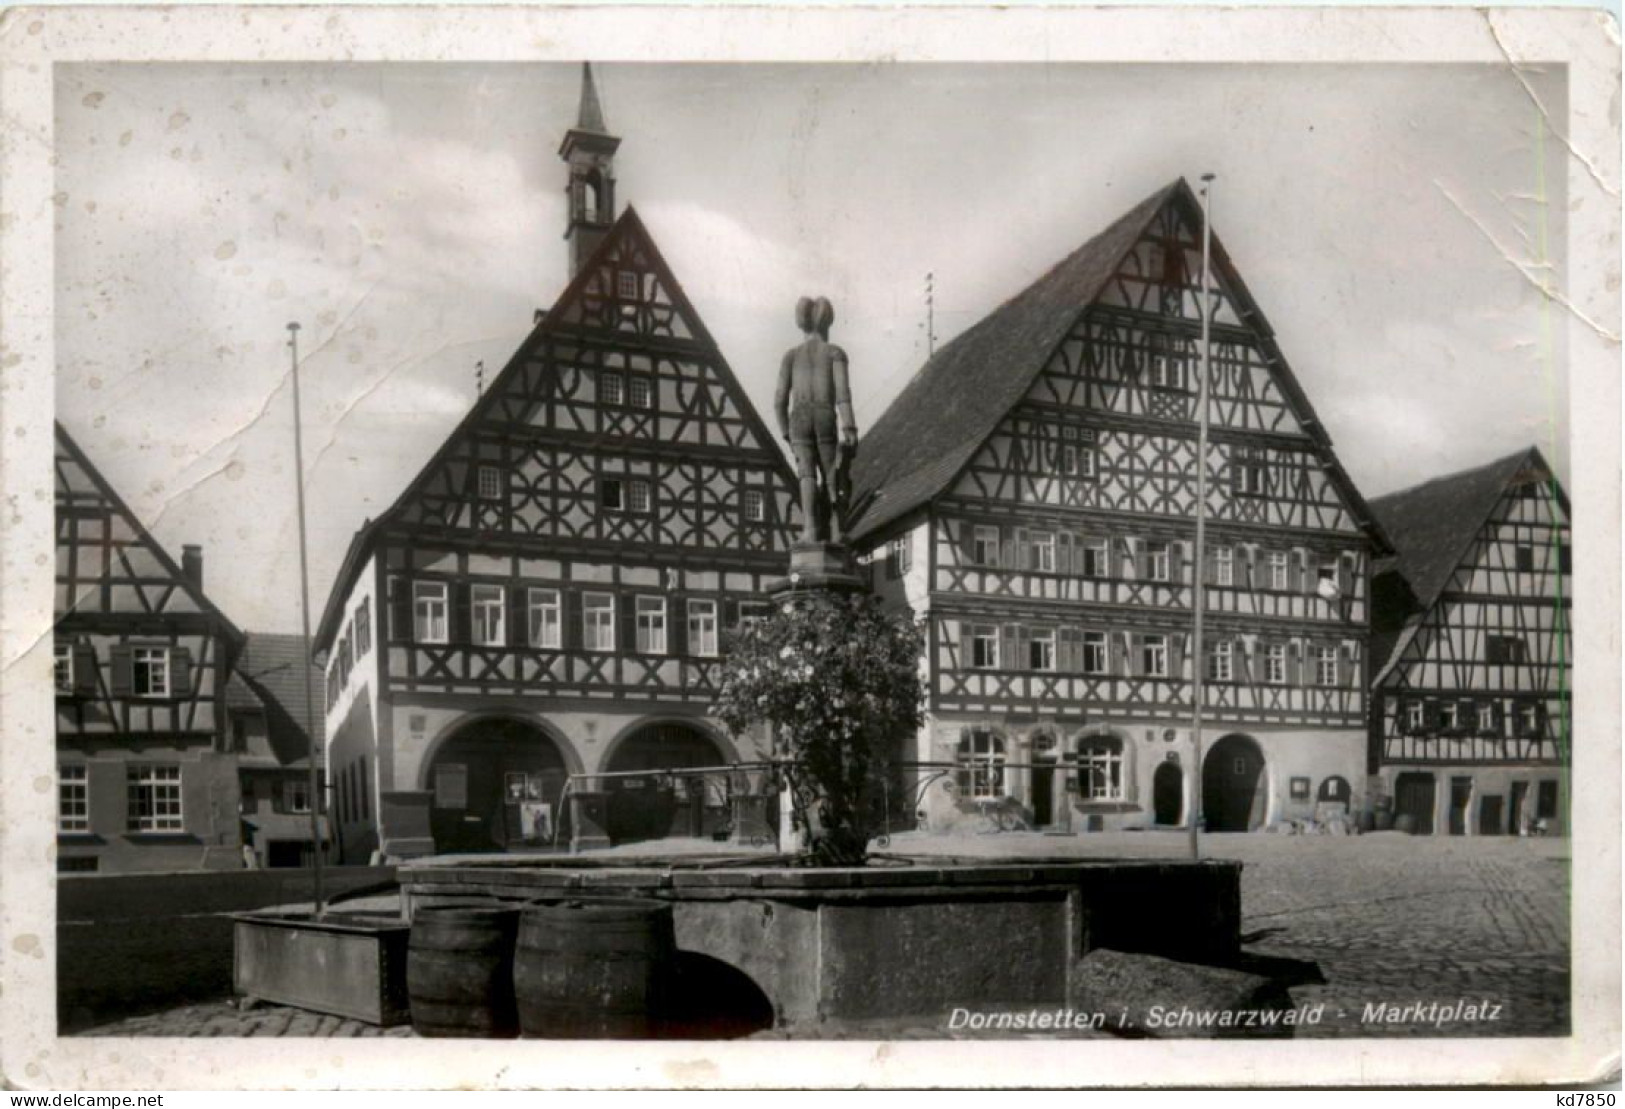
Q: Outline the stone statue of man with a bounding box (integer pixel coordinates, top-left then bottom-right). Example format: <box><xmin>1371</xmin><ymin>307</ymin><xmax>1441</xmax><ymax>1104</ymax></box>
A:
<box><xmin>775</xmin><ymin>296</ymin><xmax>856</xmax><ymax>545</ymax></box>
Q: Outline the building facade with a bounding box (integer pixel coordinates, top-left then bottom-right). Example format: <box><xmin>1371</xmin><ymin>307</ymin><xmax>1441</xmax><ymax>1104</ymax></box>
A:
<box><xmin>315</xmin><ymin>68</ymin><xmax>798</xmax><ymax>861</ymax></box>
<box><xmin>54</xmin><ymin>423</ymin><xmax>247</xmax><ymax>873</ymax></box>
<box><xmin>1368</xmin><ymin>447</ymin><xmax>1571</xmax><ymax>836</ymax></box>
<box><xmin>850</xmin><ymin>180</ymin><xmax>1392</xmax><ymax>834</ymax></box>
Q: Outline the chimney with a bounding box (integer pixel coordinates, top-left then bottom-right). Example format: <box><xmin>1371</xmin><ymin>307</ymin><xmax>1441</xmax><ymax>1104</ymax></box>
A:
<box><xmin>182</xmin><ymin>544</ymin><xmax>204</xmax><ymax>591</ymax></box>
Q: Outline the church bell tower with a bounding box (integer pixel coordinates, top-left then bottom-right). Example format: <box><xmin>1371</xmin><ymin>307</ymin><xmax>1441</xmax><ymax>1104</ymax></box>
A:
<box><xmin>559</xmin><ymin>63</ymin><xmax>621</xmax><ymax>278</ymax></box>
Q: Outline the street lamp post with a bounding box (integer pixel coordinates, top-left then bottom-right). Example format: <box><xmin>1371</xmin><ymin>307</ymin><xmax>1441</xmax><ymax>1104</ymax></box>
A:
<box><xmin>287</xmin><ymin>321</ymin><xmax>325</xmax><ymax>916</ymax></box>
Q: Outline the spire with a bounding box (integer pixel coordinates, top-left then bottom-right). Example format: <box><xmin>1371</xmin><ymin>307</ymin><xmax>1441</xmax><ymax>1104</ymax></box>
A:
<box><xmin>577</xmin><ymin>62</ymin><xmax>608</xmax><ymax>135</ymax></box>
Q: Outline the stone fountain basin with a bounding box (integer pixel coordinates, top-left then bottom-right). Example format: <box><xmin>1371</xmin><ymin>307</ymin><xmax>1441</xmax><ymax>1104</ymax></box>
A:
<box><xmin>399</xmin><ymin>855</ymin><xmax>1241</xmax><ymax>1029</ymax></box>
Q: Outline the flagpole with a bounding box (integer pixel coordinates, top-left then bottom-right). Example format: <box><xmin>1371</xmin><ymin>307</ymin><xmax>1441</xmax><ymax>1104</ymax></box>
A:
<box><xmin>1189</xmin><ymin>174</ymin><xmax>1216</xmax><ymax>862</ymax></box>
<box><xmin>288</xmin><ymin>321</ymin><xmax>325</xmax><ymax>916</ymax></box>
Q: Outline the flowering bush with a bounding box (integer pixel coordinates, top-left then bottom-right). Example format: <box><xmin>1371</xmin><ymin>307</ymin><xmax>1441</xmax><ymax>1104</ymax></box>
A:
<box><xmin>713</xmin><ymin>590</ymin><xmax>925</xmax><ymax>866</ymax></box>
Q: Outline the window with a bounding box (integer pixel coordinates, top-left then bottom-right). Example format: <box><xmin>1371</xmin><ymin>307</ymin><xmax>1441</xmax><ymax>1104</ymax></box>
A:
<box><xmin>413</xmin><ymin>581</ymin><xmax>449</xmax><ymax>644</ymax></box>
<box><xmin>738</xmin><ymin>602</ymin><xmax>772</xmax><ymax>629</ymax></box>
<box><xmin>284</xmin><ymin>779</ymin><xmax>311</xmax><ymax>815</ymax></box>
<box><xmin>1477</xmin><ymin>702</ymin><xmax>1499</xmax><ymax>735</ymax></box>
<box><xmin>886</xmin><ymin>536</ymin><xmax>912</xmax><ymax>580</ymax></box>
<box><xmin>1146</xmin><ymin>541</ymin><xmax>1171</xmax><ymax>582</ymax></box>
<box><xmin>1030</xmin><ymin>532</ymin><xmax>1056</xmax><ymax>573</ymax></box>
<box><xmin>1082</xmin><ymin>632</ymin><xmax>1108</xmax><ymax>674</ymax></box>
<box><xmin>528</xmin><ymin>588</ymin><xmax>562</xmax><ymax>649</ymax></box>
<box><xmin>54</xmin><ymin>643</ymin><xmax>73</xmax><ymax>695</ymax></box>
<box><xmin>1514</xmin><ymin>545</ymin><xmax>1534</xmax><ymax>572</ymax></box>
<box><xmin>1077</xmin><ymin>738</ymin><xmax>1125</xmax><ymax>801</ymax></box>
<box><xmin>1315</xmin><ymin>646</ymin><xmax>1338</xmax><ymax>687</ymax></box>
<box><xmin>969</xmin><ymin>625</ymin><xmax>999</xmax><ymax>670</ymax></box>
<box><xmin>601</xmin><ymin>478</ymin><xmax>624</xmax><ymax>512</ymax></box>
<box><xmin>627</xmin><ymin>479</ymin><xmax>651</xmax><ymax>514</ymax></box>
<box><xmin>1439</xmin><ymin>701</ymin><xmax>1460</xmax><ymax>732</ymax></box>
<box><xmin>958</xmin><ymin>730</ymin><xmax>1006</xmax><ymax>800</ymax></box>
<box><xmin>635</xmin><ymin>596</ymin><xmax>667</xmax><ymax>654</ymax></box>
<box><xmin>127</xmin><ymin>765</ymin><xmax>182</xmax><ymax>833</ymax></box>
<box><xmin>582</xmin><ymin>593</ymin><xmax>615</xmax><ymax>652</ymax></box>
<box><xmin>1058</xmin><ymin>426</ymin><xmax>1097</xmax><ymax>479</ymax></box>
<box><xmin>628</xmin><ymin>376</ymin><xmax>652</xmax><ymax>409</ymax></box>
<box><xmin>1214</xmin><ymin>547</ymin><xmax>1234</xmax><ymax>587</ymax></box>
<box><xmin>687</xmin><ymin>599</ymin><xmax>719</xmax><ymax>657</ymax></box>
<box><xmin>972</xmin><ymin>525</ymin><xmax>1000</xmax><ymax>568</ymax></box>
<box><xmin>1208</xmin><ymin>641</ymin><xmax>1234</xmax><ymax>683</ymax></box>
<box><xmin>1081</xmin><ymin>541</ymin><xmax>1110</xmax><ymax>579</ymax></box>
<box><xmin>1558</xmin><ymin>544</ymin><xmax>1572</xmax><ymax>574</ymax></box>
<box><xmin>132</xmin><ymin>647</ymin><xmax>170</xmax><ymax>698</ymax></box>
<box><xmin>1518</xmin><ymin>702</ymin><xmax>1543</xmax><ymax>737</ymax></box>
<box><xmin>355</xmin><ymin>598</ymin><xmax>372</xmax><ymax>658</ymax></box>
<box><xmin>470</xmin><ymin>584</ymin><xmax>506</xmax><ymax>647</ymax></box>
<box><xmin>600</xmin><ymin>373</ymin><xmax>624</xmax><ymax>406</ymax></box>
<box><xmin>1145</xmin><ymin>334</ymin><xmax>1185</xmax><ymax>391</ymax></box>
<box><xmin>1233</xmin><ymin>448</ymin><xmax>1268</xmax><ymax>497</ymax></box>
<box><xmin>1267</xmin><ymin>552</ymin><xmax>1289</xmax><ymax>591</ymax></box>
<box><xmin>1265</xmin><ymin>643</ymin><xmax>1287</xmax><ymax>685</ymax></box>
<box><xmin>59</xmin><ymin>765</ymin><xmax>89</xmax><ymax>833</ymax></box>
<box><xmin>1406</xmin><ymin>700</ymin><xmax>1426</xmax><ymax>733</ymax></box>
<box><xmin>477</xmin><ymin>465</ymin><xmax>503</xmax><ymax>501</ymax></box>
<box><xmin>1029</xmin><ymin>628</ymin><xmax>1057</xmax><ymax>672</ymax></box>
<box><xmin>743</xmin><ymin>489</ymin><xmax>766</xmax><ymax>523</ymax></box>
<box><xmin>1141</xmin><ymin>634</ymin><xmax>1168</xmax><ymax>678</ymax></box>
<box><xmin>1485</xmin><ymin>635</ymin><xmax>1528</xmax><ymax>665</ymax></box>
<box><xmin>617</xmin><ymin>271</ymin><xmax>639</xmax><ymax>300</ymax></box>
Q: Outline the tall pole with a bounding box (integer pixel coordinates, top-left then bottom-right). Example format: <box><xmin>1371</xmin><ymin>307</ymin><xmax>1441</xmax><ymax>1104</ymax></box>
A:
<box><xmin>288</xmin><ymin>321</ymin><xmax>325</xmax><ymax>915</ymax></box>
<box><xmin>1188</xmin><ymin>174</ymin><xmax>1216</xmax><ymax>862</ymax></box>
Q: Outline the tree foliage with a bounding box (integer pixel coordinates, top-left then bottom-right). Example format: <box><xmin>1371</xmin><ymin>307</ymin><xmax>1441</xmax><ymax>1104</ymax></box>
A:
<box><xmin>713</xmin><ymin>590</ymin><xmax>925</xmax><ymax>866</ymax></box>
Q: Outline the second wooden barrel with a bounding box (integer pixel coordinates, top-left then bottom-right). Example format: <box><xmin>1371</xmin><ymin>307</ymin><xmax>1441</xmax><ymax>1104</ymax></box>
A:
<box><xmin>407</xmin><ymin>905</ymin><xmax>521</xmax><ymax>1038</ymax></box>
<box><xmin>514</xmin><ymin>898</ymin><xmax>675</xmax><ymax>1038</ymax></box>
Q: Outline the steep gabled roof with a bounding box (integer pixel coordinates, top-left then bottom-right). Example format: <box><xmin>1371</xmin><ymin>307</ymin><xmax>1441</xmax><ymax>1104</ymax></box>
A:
<box><xmin>314</xmin><ymin>205</ymin><xmax>795</xmax><ymax>651</ymax></box>
<box><xmin>847</xmin><ymin>178</ymin><xmax>1392</xmax><ymax>555</ymax></box>
<box><xmin>227</xmin><ymin>632</ymin><xmax>325</xmax><ymax>766</ymax></box>
<box><xmin>54</xmin><ymin>420</ymin><xmax>246</xmax><ymax>647</ymax></box>
<box><xmin>1369</xmin><ymin>444</ymin><xmax>1568</xmax><ymax>615</ymax></box>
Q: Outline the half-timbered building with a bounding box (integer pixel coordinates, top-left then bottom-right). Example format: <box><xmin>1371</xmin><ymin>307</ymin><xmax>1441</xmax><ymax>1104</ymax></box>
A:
<box><xmin>849</xmin><ymin>179</ymin><xmax>1392</xmax><ymax>834</ymax></box>
<box><xmin>1368</xmin><ymin>447</ymin><xmax>1571</xmax><ymax>836</ymax></box>
<box><xmin>54</xmin><ymin>422</ymin><xmax>248</xmax><ymax>872</ymax></box>
<box><xmin>315</xmin><ymin>67</ymin><xmax>798</xmax><ymax>861</ymax></box>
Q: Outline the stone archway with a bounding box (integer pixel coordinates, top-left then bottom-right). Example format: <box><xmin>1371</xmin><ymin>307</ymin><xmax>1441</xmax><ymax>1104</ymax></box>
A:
<box><xmin>1201</xmin><ymin>733</ymin><xmax>1267</xmax><ymax>832</ymax></box>
<box><xmin>602</xmin><ymin>721</ymin><xmax>730</xmax><ymax>844</ymax></box>
<box><xmin>1153</xmin><ymin>760</ymin><xmax>1184</xmax><ymax>826</ymax></box>
<box><xmin>423</xmin><ymin>717</ymin><xmax>571</xmax><ymax>854</ymax></box>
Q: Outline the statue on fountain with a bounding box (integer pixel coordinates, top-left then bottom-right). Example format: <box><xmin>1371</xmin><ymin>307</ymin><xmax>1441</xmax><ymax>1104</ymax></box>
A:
<box><xmin>771</xmin><ymin>296</ymin><xmax>864</xmax><ymax>593</ymax></box>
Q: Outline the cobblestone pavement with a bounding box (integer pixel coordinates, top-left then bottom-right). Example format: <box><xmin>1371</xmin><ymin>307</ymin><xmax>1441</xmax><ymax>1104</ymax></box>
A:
<box><xmin>77</xmin><ymin>831</ymin><xmax>1570</xmax><ymax>1039</ymax></box>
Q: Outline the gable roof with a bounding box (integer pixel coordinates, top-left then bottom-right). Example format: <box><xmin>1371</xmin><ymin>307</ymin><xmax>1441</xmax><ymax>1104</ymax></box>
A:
<box><xmin>1369</xmin><ymin>444</ymin><xmax>1568</xmax><ymax>615</ymax></box>
<box><xmin>314</xmin><ymin>205</ymin><xmax>795</xmax><ymax>651</ymax></box>
<box><xmin>54</xmin><ymin>420</ymin><xmax>246</xmax><ymax>647</ymax></box>
<box><xmin>846</xmin><ymin>178</ymin><xmax>1392</xmax><ymax>555</ymax></box>
<box><xmin>226</xmin><ymin>632</ymin><xmax>325</xmax><ymax>766</ymax></box>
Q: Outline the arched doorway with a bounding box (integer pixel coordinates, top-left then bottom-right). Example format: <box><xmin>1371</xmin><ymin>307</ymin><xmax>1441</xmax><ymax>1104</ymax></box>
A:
<box><xmin>1153</xmin><ymin>761</ymin><xmax>1184</xmax><ymax>826</ymax></box>
<box><xmin>425</xmin><ymin>718</ymin><xmax>570</xmax><ymax>854</ymax></box>
<box><xmin>1202</xmin><ymin>734</ymin><xmax>1266</xmax><ymax>832</ymax></box>
<box><xmin>604</xmin><ymin>722</ymin><xmax>728</xmax><ymax>844</ymax></box>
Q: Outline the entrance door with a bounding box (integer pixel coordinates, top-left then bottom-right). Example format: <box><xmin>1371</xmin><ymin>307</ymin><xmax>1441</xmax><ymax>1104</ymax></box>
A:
<box><xmin>1031</xmin><ymin>763</ymin><xmax>1055</xmax><ymax>827</ymax></box>
<box><xmin>605</xmin><ymin>723</ymin><xmax>726</xmax><ymax>845</ymax></box>
<box><xmin>1202</xmin><ymin>735</ymin><xmax>1265</xmax><ymax>832</ymax></box>
<box><xmin>1478</xmin><ymin>794</ymin><xmax>1505</xmax><ymax>836</ymax></box>
<box><xmin>1394</xmin><ymin>772</ymin><xmax>1436</xmax><ymax>834</ymax></box>
<box><xmin>1510</xmin><ymin>781</ymin><xmax>1530</xmax><ymax>834</ymax></box>
<box><xmin>427</xmin><ymin>719</ymin><xmax>569</xmax><ymax>854</ymax></box>
<box><xmin>1153</xmin><ymin>761</ymin><xmax>1183</xmax><ymax>825</ymax></box>
<box><xmin>1448</xmin><ymin>776</ymin><xmax>1473</xmax><ymax>836</ymax></box>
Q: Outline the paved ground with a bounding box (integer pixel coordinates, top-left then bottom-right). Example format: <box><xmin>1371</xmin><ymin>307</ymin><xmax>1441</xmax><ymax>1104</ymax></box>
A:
<box><xmin>77</xmin><ymin>830</ymin><xmax>1570</xmax><ymax>1039</ymax></box>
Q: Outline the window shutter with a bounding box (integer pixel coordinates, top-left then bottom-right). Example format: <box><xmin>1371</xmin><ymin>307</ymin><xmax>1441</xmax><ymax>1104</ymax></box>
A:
<box><xmin>389</xmin><ymin>577</ymin><xmax>412</xmax><ymax>643</ymax></box>
<box><xmin>1133</xmin><ymin>540</ymin><xmax>1148</xmax><ymax>581</ymax></box>
<box><xmin>1170</xmin><ymin>634</ymin><xmax>1187</xmax><ymax>679</ymax></box>
<box><xmin>1533</xmin><ymin>702</ymin><xmax>1549</xmax><ymax>735</ymax></box>
<box><xmin>1287</xmin><ymin>640</ymin><xmax>1302</xmax><ymax>686</ymax></box>
<box><xmin>1172</xmin><ymin>542</ymin><xmax>1187</xmax><ymax>585</ymax></box>
<box><xmin>1204</xmin><ymin>547</ymin><xmax>1217</xmax><ymax>586</ymax></box>
<box><xmin>1304</xmin><ymin>551</ymin><xmax>1321</xmax><ymax>594</ymax></box>
<box><xmin>452</xmin><ymin>582</ymin><xmax>472</xmax><ymax>645</ymax></box>
<box><xmin>1000</xmin><ymin>531</ymin><xmax>1017</xmax><ymax>571</ymax></box>
<box><xmin>110</xmin><ymin>644</ymin><xmax>133</xmax><ymax>697</ymax></box>
<box><xmin>1244</xmin><ymin>545</ymin><xmax>1259</xmax><ymax>588</ymax></box>
<box><xmin>1290</xmin><ymin>549</ymin><xmax>1306</xmax><ymax>593</ymax></box>
<box><xmin>564</xmin><ymin>590</ymin><xmax>583</xmax><ymax>651</ymax></box>
<box><xmin>169</xmin><ymin>646</ymin><xmax>194</xmax><ymax>698</ymax></box>
<box><xmin>1340</xmin><ymin>553</ymin><xmax>1357</xmax><ymax>594</ymax></box>
<box><xmin>1073</xmin><ymin>531</ymin><xmax>1091</xmax><ymax>576</ymax></box>
<box><xmin>1057</xmin><ymin>532</ymin><xmax>1073</xmax><ymax>577</ymax></box>
<box><xmin>73</xmin><ymin>644</ymin><xmax>98</xmax><ymax>697</ymax></box>
<box><xmin>1012</xmin><ymin>528</ymin><xmax>1029</xmax><ymax>571</ymax></box>
<box><xmin>1111</xmin><ymin>632</ymin><xmax>1127</xmax><ymax>676</ymax></box>
<box><xmin>507</xmin><ymin>587</ymin><xmax>525</xmax><ymax>648</ymax></box>
<box><xmin>722</xmin><ymin>599</ymin><xmax>740</xmax><ymax>634</ymax></box>
<box><xmin>1422</xmin><ymin>700</ymin><xmax>1441</xmax><ymax>731</ymax></box>
<box><xmin>1455</xmin><ymin>698</ymin><xmax>1475</xmax><ymax>732</ymax></box>
<box><xmin>1127</xmin><ymin>632</ymin><xmax>1142</xmax><ymax>675</ymax></box>
<box><xmin>1395</xmin><ymin>696</ymin><xmax>1412</xmax><ymax>735</ymax></box>
<box><xmin>1338</xmin><ymin>642</ymin><xmax>1355</xmax><ymax>687</ymax></box>
<box><xmin>958</xmin><ymin>521</ymin><xmax>977</xmax><ymax>568</ymax></box>
<box><xmin>669</xmin><ymin>595</ymin><xmax>688</xmax><ymax>657</ymax></box>
<box><xmin>1488</xmin><ymin>700</ymin><xmax>1504</xmax><ymax>734</ymax></box>
<box><xmin>620</xmin><ymin>593</ymin><xmax>638</xmax><ymax>654</ymax></box>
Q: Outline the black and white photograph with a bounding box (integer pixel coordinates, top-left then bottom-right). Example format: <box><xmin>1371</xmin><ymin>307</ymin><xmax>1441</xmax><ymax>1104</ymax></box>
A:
<box><xmin>1</xmin><ymin>4</ymin><xmax>1617</xmax><ymax>1090</ymax></box>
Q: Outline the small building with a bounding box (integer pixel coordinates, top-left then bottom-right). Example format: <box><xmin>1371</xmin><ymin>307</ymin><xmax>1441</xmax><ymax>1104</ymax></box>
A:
<box><xmin>314</xmin><ymin>66</ymin><xmax>797</xmax><ymax>861</ymax></box>
<box><xmin>53</xmin><ymin>422</ymin><xmax>246</xmax><ymax>873</ymax></box>
<box><xmin>848</xmin><ymin>179</ymin><xmax>1392</xmax><ymax>834</ymax></box>
<box><xmin>225</xmin><ymin>633</ymin><xmax>331</xmax><ymax>867</ymax></box>
<box><xmin>1368</xmin><ymin>446</ymin><xmax>1572</xmax><ymax>836</ymax></box>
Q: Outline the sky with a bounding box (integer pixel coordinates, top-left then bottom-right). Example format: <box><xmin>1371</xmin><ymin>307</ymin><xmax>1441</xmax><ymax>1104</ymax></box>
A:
<box><xmin>53</xmin><ymin>62</ymin><xmax>1571</xmax><ymax>634</ymax></box>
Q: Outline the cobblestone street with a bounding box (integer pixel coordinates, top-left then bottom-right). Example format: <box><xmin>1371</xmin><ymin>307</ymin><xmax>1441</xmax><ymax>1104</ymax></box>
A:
<box><xmin>77</xmin><ymin>831</ymin><xmax>1570</xmax><ymax>1039</ymax></box>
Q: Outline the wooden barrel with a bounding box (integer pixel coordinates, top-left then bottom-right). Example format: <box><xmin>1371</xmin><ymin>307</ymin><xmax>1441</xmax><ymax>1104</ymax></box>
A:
<box><xmin>514</xmin><ymin>898</ymin><xmax>674</xmax><ymax>1039</ymax></box>
<box><xmin>1393</xmin><ymin>813</ymin><xmax>1417</xmax><ymax>835</ymax></box>
<box><xmin>407</xmin><ymin>906</ymin><xmax>521</xmax><ymax>1038</ymax></box>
